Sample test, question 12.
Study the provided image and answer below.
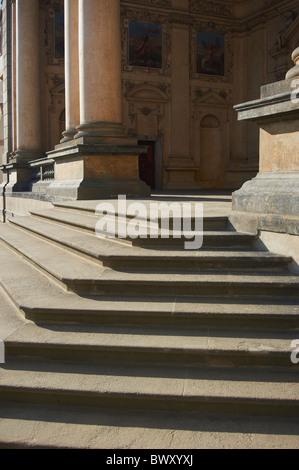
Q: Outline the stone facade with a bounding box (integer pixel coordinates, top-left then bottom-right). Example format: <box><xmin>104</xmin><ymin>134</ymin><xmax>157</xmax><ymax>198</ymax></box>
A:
<box><xmin>0</xmin><ymin>0</ymin><xmax>298</xmax><ymax>199</ymax></box>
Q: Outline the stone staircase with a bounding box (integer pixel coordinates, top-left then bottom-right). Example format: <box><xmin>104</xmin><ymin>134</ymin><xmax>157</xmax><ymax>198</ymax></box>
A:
<box><xmin>0</xmin><ymin>199</ymin><xmax>298</xmax><ymax>449</ymax></box>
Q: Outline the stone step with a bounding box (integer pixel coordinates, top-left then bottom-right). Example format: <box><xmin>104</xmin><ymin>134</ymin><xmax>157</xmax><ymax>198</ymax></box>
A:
<box><xmin>0</xmin><ymin>223</ymin><xmax>298</xmax><ymax>297</ymax></box>
<box><xmin>23</xmin><ymin>299</ymin><xmax>299</xmax><ymax>330</ymax></box>
<box><xmin>69</xmin><ymin>273</ymin><xmax>299</xmax><ymax>297</ymax></box>
<box><xmin>1</xmin><ymin>403</ymin><xmax>298</xmax><ymax>449</ymax></box>
<box><xmin>29</xmin><ymin>208</ymin><xmax>256</xmax><ymax>249</ymax></box>
<box><xmin>0</xmin><ymin>360</ymin><xmax>298</xmax><ymax>417</ymax></box>
<box><xmin>53</xmin><ymin>200</ymin><xmax>230</xmax><ymax>231</ymax></box>
<box><xmin>0</xmin><ymin>239</ymin><xmax>298</xmax><ymax>331</ymax></box>
<box><xmin>9</xmin><ymin>216</ymin><xmax>292</xmax><ymax>273</ymax></box>
<box><xmin>4</xmin><ymin>322</ymin><xmax>297</xmax><ymax>369</ymax></box>
<box><xmin>1</xmin><ymin>195</ymin><xmax>298</xmax><ymax>450</ymax></box>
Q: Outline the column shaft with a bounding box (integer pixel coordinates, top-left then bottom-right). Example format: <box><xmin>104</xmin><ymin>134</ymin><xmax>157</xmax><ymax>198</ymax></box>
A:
<box><xmin>78</xmin><ymin>0</ymin><xmax>122</xmax><ymax>131</ymax></box>
<box><xmin>62</xmin><ymin>0</ymin><xmax>80</xmax><ymax>142</ymax></box>
<box><xmin>16</xmin><ymin>0</ymin><xmax>42</xmax><ymax>157</ymax></box>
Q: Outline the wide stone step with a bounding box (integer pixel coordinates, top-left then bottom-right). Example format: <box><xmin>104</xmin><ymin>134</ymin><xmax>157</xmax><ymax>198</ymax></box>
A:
<box><xmin>1</xmin><ymin>223</ymin><xmax>298</xmax><ymax>298</ymax></box>
<box><xmin>53</xmin><ymin>200</ymin><xmax>230</xmax><ymax>231</ymax></box>
<box><xmin>0</xmin><ymin>360</ymin><xmax>298</xmax><ymax>417</ymax></box>
<box><xmin>29</xmin><ymin>208</ymin><xmax>256</xmax><ymax>249</ymax></box>
<box><xmin>9</xmin><ymin>216</ymin><xmax>292</xmax><ymax>273</ymax></box>
<box><xmin>1</xmin><ymin>403</ymin><xmax>298</xmax><ymax>449</ymax></box>
<box><xmin>69</xmin><ymin>273</ymin><xmax>299</xmax><ymax>297</ymax></box>
<box><xmin>0</xmin><ymin>223</ymin><xmax>298</xmax><ymax>298</ymax></box>
<box><xmin>0</xmin><ymin>239</ymin><xmax>298</xmax><ymax>331</ymax></box>
<box><xmin>22</xmin><ymin>298</ymin><xmax>299</xmax><ymax>330</ymax></box>
<box><xmin>5</xmin><ymin>322</ymin><xmax>297</xmax><ymax>369</ymax></box>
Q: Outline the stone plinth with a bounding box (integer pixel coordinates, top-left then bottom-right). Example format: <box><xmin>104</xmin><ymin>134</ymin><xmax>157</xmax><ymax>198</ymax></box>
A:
<box><xmin>231</xmin><ymin>76</ymin><xmax>299</xmax><ymax>236</ymax></box>
<box><xmin>46</xmin><ymin>130</ymin><xmax>150</xmax><ymax>200</ymax></box>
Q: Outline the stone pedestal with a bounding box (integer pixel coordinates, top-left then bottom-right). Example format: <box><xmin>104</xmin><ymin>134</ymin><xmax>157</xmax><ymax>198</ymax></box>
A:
<box><xmin>47</xmin><ymin>131</ymin><xmax>150</xmax><ymax>200</ymax></box>
<box><xmin>231</xmin><ymin>56</ymin><xmax>299</xmax><ymax>236</ymax></box>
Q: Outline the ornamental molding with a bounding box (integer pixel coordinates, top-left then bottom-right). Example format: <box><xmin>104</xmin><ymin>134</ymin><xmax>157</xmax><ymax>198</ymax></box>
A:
<box><xmin>123</xmin><ymin>81</ymin><xmax>169</xmax><ymax>138</ymax></box>
<box><xmin>190</xmin><ymin>0</ymin><xmax>233</xmax><ymax>19</ymax></box>
<box><xmin>122</xmin><ymin>0</ymin><xmax>172</xmax><ymax>7</ymax></box>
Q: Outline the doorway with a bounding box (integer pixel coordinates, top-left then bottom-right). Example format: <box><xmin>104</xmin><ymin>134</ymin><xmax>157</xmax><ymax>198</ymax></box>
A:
<box><xmin>138</xmin><ymin>140</ymin><xmax>156</xmax><ymax>190</ymax></box>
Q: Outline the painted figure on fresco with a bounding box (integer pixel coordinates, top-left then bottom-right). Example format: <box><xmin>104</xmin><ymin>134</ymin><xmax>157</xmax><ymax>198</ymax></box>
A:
<box><xmin>201</xmin><ymin>39</ymin><xmax>220</xmax><ymax>70</ymax></box>
<box><xmin>129</xmin><ymin>21</ymin><xmax>162</xmax><ymax>69</ymax></box>
<box><xmin>135</xmin><ymin>34</ymin><xmax>153</xmax><ymax>64</ymax></box>
<box><xmin>197</xmin><ymin>32</ymin><xmax>225</xmax><ymax>76</ymax></box>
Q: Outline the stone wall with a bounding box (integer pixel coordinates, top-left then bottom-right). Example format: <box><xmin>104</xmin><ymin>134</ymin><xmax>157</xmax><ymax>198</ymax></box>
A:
<box><xmin>3</xmin><ymin>0</ymin><xmax>299</xmax><ymax>192</ymax></box>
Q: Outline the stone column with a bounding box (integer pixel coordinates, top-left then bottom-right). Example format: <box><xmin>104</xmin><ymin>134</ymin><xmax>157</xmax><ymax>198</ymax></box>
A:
<box><xmin>76</xmin><ymin>0</ymin><xmax>122</xmax><ymax>138</ymax></box>
<box><xmin>15</xmin><ymin>0</ymin><xmax>43</xmax><ymax>159</ymax></box>
<box><xmin>61</xmin><ymin>0</ymin><xmax>80</xmax><ymax>143</ymax></box>
<box><xmin>47</xmin><ymin>0</ymin><xmax>150</xmax><ymax>200</ymax></box>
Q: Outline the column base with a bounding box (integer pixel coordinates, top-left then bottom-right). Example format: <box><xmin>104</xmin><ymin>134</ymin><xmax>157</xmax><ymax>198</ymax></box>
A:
<box><xmin>230</xmin><ymin>172</ymin><xmax>299</xmax><ymax>235</ymax></box>
<box><xmin>61</xmin><ymin>128</ymin><xmax>77</xmax><ymax>143</ymax></box>
<box><xmin>74</xmin><ymin>121</ymin><xmax>128</xmax><ymax>145</ymax></box>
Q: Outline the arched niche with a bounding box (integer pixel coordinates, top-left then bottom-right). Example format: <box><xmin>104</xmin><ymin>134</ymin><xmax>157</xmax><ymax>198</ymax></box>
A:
<box><xmin>192</xmin><ymin>90</ymin><xmax>229</xmax><ymax>188</ymax></box>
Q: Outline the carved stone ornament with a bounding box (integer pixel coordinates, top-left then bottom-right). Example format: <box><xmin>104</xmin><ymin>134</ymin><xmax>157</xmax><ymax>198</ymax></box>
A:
<box><xmin>122</xmin><ymin>0</ymin><xmax>172</xmax><ymax>7</ymax></box>
<box><xmin>123</xmin><ymin>81</ymin><xmax>169</xmax><ymax>137</ymax></box>
<box><xmin>189</xmin><ymin>0</ymin><xmax>233</xmax><ymax>19</ymax></box>
<box><xmin>192</xmin><ymin>88</ymin><xmax>229</xmax><ymax>121</ymax></box>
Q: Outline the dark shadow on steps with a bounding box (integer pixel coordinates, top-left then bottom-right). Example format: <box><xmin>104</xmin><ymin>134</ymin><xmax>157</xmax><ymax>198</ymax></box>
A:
<box><xmin>2</xmin><ymin>361</ymin><xmax>298</xmax><ymax>383</ymax></box>
<box><xmin>0</xmin><ymin>402</ymin><xmax>298</xmax><ymax>437</ymax></box>
<box><xmin>31</xmin><ymin>322</ymin><xmax>298</xmax><ymax>340</ymax></box>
